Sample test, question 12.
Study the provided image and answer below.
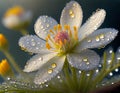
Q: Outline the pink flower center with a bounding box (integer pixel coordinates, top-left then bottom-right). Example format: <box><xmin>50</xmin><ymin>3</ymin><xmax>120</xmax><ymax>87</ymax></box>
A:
<box><xmin>54</xmin><ymin>31</ymin><xmax>69</xmax><ymax>43</ymax></box>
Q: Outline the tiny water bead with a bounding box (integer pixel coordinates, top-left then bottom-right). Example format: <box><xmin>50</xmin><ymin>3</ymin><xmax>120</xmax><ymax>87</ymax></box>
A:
<box><xmin>51</xmin><ymin>63</ymin><xmax>57</xmax><ymax>68</ymax></box>
<box><xmin>48</xmin><ymin>69</ymin><xmax>53</xmax><ymax>74</ymax></box>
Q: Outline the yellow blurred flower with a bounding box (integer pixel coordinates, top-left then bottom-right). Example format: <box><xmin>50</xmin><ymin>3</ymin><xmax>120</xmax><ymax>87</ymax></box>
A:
<box><xmin>0</xmin><ymin>59</ymin><xmax>13</xmax><ymax>77</ymax></box>
<box><xmin>0</xmin><ymin>34</ymin><xmax>8</xmax><ymax>50</ymax></box>
<box><xmin>2</xmin><ymin>6</ymin><xmax>32</xmax><ymax>30</ymax></box>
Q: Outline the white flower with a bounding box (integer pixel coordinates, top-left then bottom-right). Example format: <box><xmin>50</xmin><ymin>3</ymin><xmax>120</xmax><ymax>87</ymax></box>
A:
<box><xmin>19</xmin><ymin>1</ymin><xmax>118</xmax><ymax>84</ymax></box>
<box><xmin>2</xmin><ymin>6</ymin><xmax>32</xmax><ymax>30</ymax></box>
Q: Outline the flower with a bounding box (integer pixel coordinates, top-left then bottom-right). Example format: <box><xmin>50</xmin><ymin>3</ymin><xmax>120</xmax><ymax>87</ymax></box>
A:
<box><xmin>0</xmin><ymin>59</ymin><xmax>13</xmax><ymax>78</ymax></box>
<box><xmin>19</xmin><ymin>1</ymin><xmax>118</xmax><ymax>84</ymax></box>
<box><xmin>0</xmin><ymin>34</ymin><xmax>8</xmax><ymax>50</ymax></box>
<box><xmin>2</xmin><ymin>6</ymin><xmax>32</xmax><ymax>30</ymax></box>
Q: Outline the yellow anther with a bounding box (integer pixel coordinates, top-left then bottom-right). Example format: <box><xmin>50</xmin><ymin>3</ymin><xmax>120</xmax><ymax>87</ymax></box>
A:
<box><xmin>47</xmin><ymin>34</ymin><xmax>51</xmax><ymax>39</ymax></box>
<box><xmin>63</xmin><ymin>39</ymin><xmax>67</xmax><ymax>44</ymax></box>
<box><xmin>45</xmin><ymin>37</ymin><xmax>48</xmax><ymax>42</ymax></box>
<box><xmin>74</xmin><ymin>26</ymin><xmax>78</xmax><ymax>40</ymax></box>
<box><xmin>4</xmin><ymin>6</ymin><xmax>24</xmax><ymax>17</ymax></box>
<box><xmin>0</xmin><ymin>34</ymin><xmax>8</xmax><ymax>50</ymax></box>
<box><xmin>57</xmin><ymin>24</ymin><xmax>62</xmax><ymax>31</ymax></box>
<box><xmin>59</xmin><ymin>40</ymin><xmax>63</xmax><ymax>47</ymax></box>
<box><xmin>64</xmin><ymin>25</ymin><xmax>70</xmax><ymax>31</ymax></box>
<box><xmin>46</xmin><ymin>42</ymin><xmax>51</xmax><ymax>50</ymax></box>
<box><xmin>54</xmin><ymin>25</ymin><xmax>57</xmax><ymax>31</ymax></box>
<box><xmin>49</xmin><ymin>30</ymin><xmax>54</xmax><ymax>35</ymax></box>
<box><xmin>0</xmin><ymin>59</ymin><xmax>13</xmax><ymax>77</ymax></box>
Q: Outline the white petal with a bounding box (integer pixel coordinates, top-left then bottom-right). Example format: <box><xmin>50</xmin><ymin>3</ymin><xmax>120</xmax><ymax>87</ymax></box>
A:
<box><xmin>67</xmin><ymin>50</ymin><xmax>100</xmax><ymax>70</ymax></box>
<box><xmin>23</xmin><ymin>52</ymin><xmax>57</xmax><ymax>72</ymax></box>
<box><xmin>34</xmin><ymin>56</ymin><xmax>65</xmax><ymax>84</ymax></box>
<box><xmin>19</xmin><ymin>35</ymin><xmax>50</xmax><ymax>54</ymax></box>
<box><xmin>34</xmin><ymin>16</ymin><xmax>58</xmax><ymax>40</ymax></box>
<box><xmin>78</xmin><ymin>9</ymin><xmax>106</xmax><ymax>41</ymax></box>
<box><xmin>75</xmin><ymin>28</ymin><xmax>118</xmax><ymax>52</ymax></box>
<box><xmin>60</xmin><ymin>1</ymin><xmax>83</xmax><ymax>29</ymax></box>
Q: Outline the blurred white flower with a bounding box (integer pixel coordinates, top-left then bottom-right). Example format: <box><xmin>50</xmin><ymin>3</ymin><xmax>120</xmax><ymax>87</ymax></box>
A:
<box><xmin>19</xmin><ymin>1</ymin><xmax>118</xmax><ymax>84</ymax></box>
<box><xmin>2</xmin><ymin>6</ymin><xmax>32</xmax><ymax>30</ymax></box>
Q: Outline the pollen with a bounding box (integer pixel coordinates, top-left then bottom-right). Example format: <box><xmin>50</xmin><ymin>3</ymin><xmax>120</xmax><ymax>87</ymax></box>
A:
<box><xmin>4</xmin><ymin>6</ymin><xmax>24</xmax><ymax>17</ymax></box>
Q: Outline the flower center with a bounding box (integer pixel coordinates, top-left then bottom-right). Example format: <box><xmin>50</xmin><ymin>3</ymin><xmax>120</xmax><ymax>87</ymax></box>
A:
<box><xmin>54</xmin><ymin>31</ymin><xmax>69</xmax><ymax>44</ymax></box>
<box><xmin>46</xmin><ymin>24</ymin><xmax>79</xmax><ymax>55</ymax></box>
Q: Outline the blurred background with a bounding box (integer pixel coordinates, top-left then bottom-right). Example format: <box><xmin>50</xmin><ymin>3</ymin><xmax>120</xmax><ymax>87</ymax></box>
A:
<box><xmin>0</xmin><ymin>0</ymin><xmax>120</xmax><ymax>82</ymax></box>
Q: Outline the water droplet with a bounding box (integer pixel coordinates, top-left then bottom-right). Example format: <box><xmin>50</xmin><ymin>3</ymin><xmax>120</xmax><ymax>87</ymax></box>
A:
<box><xmin>31</xmin><ymin>42</ymin><xmax>36</xmax><ymax>46</ymax></box>
<box><xmin>86</xmin><ymin>62</ymin><xmax>90</xmax><ymax>65</ymax></box>
<box><xmin>51</xmin><ymin>63</ymin><xmax>57</xmax><ymax>68</ymax></box>
<box><xmin>57</xmin><ymin>76</ymin><xmax>60</xmax><ymax>79</ymax></box>
<box><xmin>109</xmin><ymin>72</ymin><xmax>113</xmax><ymax>76</ymax></box>
<box><xmin>96</xmin><ymin>36</ymin><xmax>100</xmax><ymax>42</ymax></box>
<box><xmin>69</xmin><ymin>10</ymin><xmax>75</xmax><ymax>18</ymax></box>
<box><xmin>46</xmin><ymin>24</ymin><xmax>50</xmax><ymax>27</ymax></box>
<box><xmin>79</xmin><ymin>70</ymin><xmax>81</xmax><ymax>74</ymax></box>
<box><xmin>45</xmin><ymin>84</ymin><xmax>48</xmax><ymax>87</ymax></box>
<box><xmin>100</xmin><ymin>34</ymin><xmax>105</xmax><ymax>39</ymax></box>
<box><xmin>73</xmin><ymin>3</ymin><xmax>76</xmax><ymax>7</ymax></box>
<box><xmin>86</xmin><ymin>73</ymin><xmax>90</xmax><ymax>76</ymax></box>
<box><xmin>107</xmin><ymin>60</ymin><xmax>111</xmax><ymax>64</ymax></box>
<box><xmin>83</xmin><ymin>58</ymin><xmax>88</xmax><ymax>62</ymax></box>
<box><xmin>87</xmin><ymin>39</ymin><xmax>92</xmax><ymax>43</ymax></box>
<box><xmin>115</xmin><ymin>68</ymin><xmax>119</xmax><ymax>72</ymax></box>
<box><xmin>48</xmin><ymin>69</ymin><xmax>53</xmax><ymax>74</ymax></box>
<box><xmin>96</xmin><ymin>69</ymin><xmax>99</xmax><ymax>73</ymax></box>
<box><xmin>38</xmin><ymin>57</ymin><xmax>43</xmax><ymax>61</ymax></box>
<box><xmin>117</xmin><ymin>57</ymin><xmax>120</xmax><ymax>60</ymax></box>
<box><xmin>41</xmin><ymin>26</ymin><xmax>43</xmax><ymax>29</ymax></box>
<box><xmin>109</xmin><ymin>50</ymin><xmax>113</xmax><ymax>54</ymax></box>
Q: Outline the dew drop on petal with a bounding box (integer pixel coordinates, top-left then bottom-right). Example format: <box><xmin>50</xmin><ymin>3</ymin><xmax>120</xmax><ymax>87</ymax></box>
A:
<box><xmin>99</xmin><ymin>34</ymin><xmax>105</xmax><ymax>39</ymax></box>
<box><xmin>48</xmin><ymin>69</ymin><xmax>53</xmax><ymax>74</ymax></box>
<box><xmin>51</xmin><ymin>63</ymin><xmax>57</xmax><ymax>68</ymax></box>
<box><xmin>87</xmin><ymin>39</ymin><xmax>92</xmax><ymax>43</ymax></box>
<box><xmin>82</xmin><ymin>58</ymin><xmax>88</xmax><ymax>62</ymax></box>
<box><xmin>96</xmin><ymin>36</ymin><xmax>100</xmax><ymax>42</ymax></box>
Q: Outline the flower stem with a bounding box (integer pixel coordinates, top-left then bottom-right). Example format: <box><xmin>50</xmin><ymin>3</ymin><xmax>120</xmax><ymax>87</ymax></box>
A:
<box><xmin>2</xmin><ymin>49</ymin><xmax>31</xmax><ymax>82</ymax></box>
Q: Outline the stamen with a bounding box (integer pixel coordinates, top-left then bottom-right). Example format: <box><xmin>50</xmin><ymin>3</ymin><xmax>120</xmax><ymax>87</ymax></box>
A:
<box><xmin>74</xmin><ymin>26</ymin><xmax>78</xmax><ymax>40</ymax></box>
<box><xmin>46</xmin><ymin>42</ymin><xmax>51</xmax><ymax>49</ymax></box>
<box><xmin>54</xmin><ymin>25</ymin><xmax>57</xmax><ymax>31</ymax></box>
<box><xmin>49</xmin><ymin>30</ymin><xmax>54</xmax><ymax>35</ymax></box>
<box><xmin>57</xmin><ymin>24</ymin><xmax>62</xmax><ymax>31</ymax></box>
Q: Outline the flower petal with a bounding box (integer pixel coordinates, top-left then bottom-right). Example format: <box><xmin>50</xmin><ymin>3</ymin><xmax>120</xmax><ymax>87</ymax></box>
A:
<box><xmin>34</xmin><ymin>56</ymin><xmax>66</xmax><ymax>84</ymax></box>
<box><xmin>78</xmin><ymin>9</ymin><xmax>106</xmax><ymax>41</ymax></box>
<box><xmin>34</xmin><ymin>16</ymin><xmax>58</xmax><ymax>40</ymax></box>
<box><xmin>75</xmin><ymin>28</ymin><xmax>118</xmax><ymax>52</ymax></box>
<box><xmin>67</xmin><ymin>50</ymin><xmax>100</xmax><ymax>70</ymax></box>
<box><xmin>23</xmin><ymin>52</ymin><xmax>57</xmax><ymax>72</ymax></box>
<box><xmin>19</xmin><ymin>35</ymin><xmax>50</xmax><ymax>54</ymax></box>
<box><xmin>60</xmin><ymin>1</ymin><xmax>83</xmax><ymax>29</ymax></box>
